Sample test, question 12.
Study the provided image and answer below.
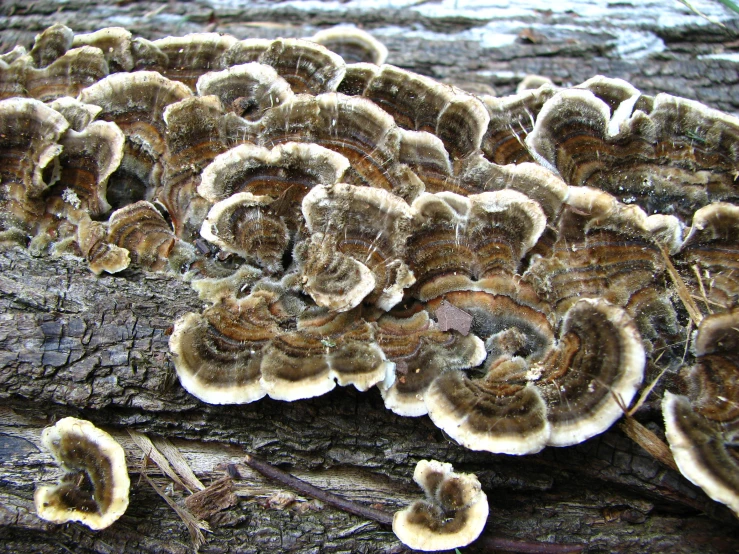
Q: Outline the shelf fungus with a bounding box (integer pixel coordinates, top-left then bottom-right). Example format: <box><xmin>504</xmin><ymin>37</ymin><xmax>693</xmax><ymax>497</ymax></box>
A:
<box><xmin>152</xmin><ymin>33</ymin><xmax>238</xmax><ymax>90</ymax></box>
<box><xmin>4</xmin><ymin>25</ymin><xmax>739</xmax><ymax>488</ymax></box>
<box><xmin>170</xmin><ymin>293</ymin><xmax>392</xmax><ymax>403</ymax></box>
<box><xmin>0</xmin><ymin>98</ymin><xmax>69</xmax><ymax>240</ymax></box>
<box><xmin>355</xmin><ymin>65</ymin><xmax>490</xmax><ymax>160</ymax></box>
<box><xmin>676</xmin><ymin>202</ymin><xmax>739</xmax><ymax>308</ymax></box>
<box><xmin>300</xmin><ymin>183</ymin><xmax>415</xmax><ymax>311</ymax></box>
<box><xmin>407</xmin><ymin>189</ymin><xmax>546</xmax><ymax>301</ymax></box>
<box><xmin>257</xmin><ymin>92</ymin><xmax>420</xmax><ymax>200</ymax></box>
<box><xmin>393</xmin><ymin>459</ymin><xmax>488</xmax><ymax>551</ymax></box>
<box><xmin>526</xmin><ymin>83</ymin><xmax>739</xmax><ymax>219</ymax></box>
<box><xmin>197</xmin><ymin>141</ymin><xmax>349</xmax><ymax>221</ymax></box>
<box><xmin>310</xmin><ymin>27</ymin><xmax>388</xmax><ymax>66</ymax></box>
<box><xmin>196</xmin><ymin>62</ymin><xmax>294</xmax><ymax>120</ymax></box>
<box><xmin>35</xmin><ymin>417</ymin><xmax>130</xmax><ymax>530</ymax></box>
<box><xmin>376</xmin><ymin>309</ymin><xmax>486</xmax><ymax>417</ymax></box>
<box><xmin>425</xmin><ymin>298</ymin><xmax>645</xmax><ymax>454</ymax></box>
<box><xmin>663</xmin><ymin>310</ymin><xmax>739</xmax><ymax>517</ymax></box>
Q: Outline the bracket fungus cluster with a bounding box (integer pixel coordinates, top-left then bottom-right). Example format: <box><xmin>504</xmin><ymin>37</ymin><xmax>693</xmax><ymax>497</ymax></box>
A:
<box><xmin>35</xmin><ymin>417</ymin><xmax>130</xmax><ymax>530</ymax></box>
<box><xmin>4</xmin><ymin>23</ymin><xmax>739</xmax><ymax>518</ymax></box>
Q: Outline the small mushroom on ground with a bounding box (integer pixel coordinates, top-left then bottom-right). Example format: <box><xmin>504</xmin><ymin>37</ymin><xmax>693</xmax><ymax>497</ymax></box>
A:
<box><xmin>393</xmin><ymin>459</ymin><xmax>488</xmax><ymax>551</ymax></box>
<box><xmin>35</xmin><ymin>417</ymin><xmax>130</xmax><ymax>530</ymax></box>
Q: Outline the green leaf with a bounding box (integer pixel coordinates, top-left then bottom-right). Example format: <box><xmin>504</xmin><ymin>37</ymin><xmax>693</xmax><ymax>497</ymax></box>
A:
<box><xmin>715</xmin><ymin>0</ymin><xmax>739</xmax><ymax>15</ymax></box>
<box><xmin>675</xmin><ymin>0</ymin><xmax>725</xmax><ymax>27</ymax></box>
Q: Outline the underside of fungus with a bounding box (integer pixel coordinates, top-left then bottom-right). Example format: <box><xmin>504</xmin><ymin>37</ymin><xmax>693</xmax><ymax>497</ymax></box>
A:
<box><xmin>3</xmin><ymin>24</ymin><xmax>739</xmax><ymax>487</ymax></box>
<box><xmin>35</xmin><ymin>417</ymin><xmax>130</xmax><ymax>530</ymax></box>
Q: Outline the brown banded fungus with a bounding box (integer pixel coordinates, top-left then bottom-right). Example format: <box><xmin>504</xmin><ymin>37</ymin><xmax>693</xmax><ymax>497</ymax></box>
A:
<box><xmin>311</xmin><ymin>27</ymin><xmax>388</xmax><ymax>66</ymax></box>
<box><xmin>358</xmin><ymin>65</ymin><xmax>489</xmax><ymax>160</ymax></box>
<box><xmin>200</xmin><ymin>192</ymin><xmax>291</xmax><ymax>273</ymax></box>
<box><xmin>0</xmin><ymin>98</ymin><xmax>68</xmax><ymax>240</ymax></box>
<box><xmin>526</xmin><ymin>84</ymin><xmax>739</xmax><ymax>219</ymax></box>
<box><xmin>425</xmin><ymin>298</ymin><xmax>644</xmax><ymax>454</ymax></box>
<box><xmin>51</xmin><ymin>120</ymin><xmax>126</xmax><ymax>218</ymax></box>
<box><xmin>258</xmin><ymin>93</ymin><xmax>420</xmax><ymax>200</ymax></box>
<box><xmin>49</xmin><ymin>96</ymin><xmax>102</xmax><ymax>132</ymax></box>
<box><xmin>159</xmin><ymin>95</ymin><xmax>242</xmax><ymax>240</ymax></box>
<box><xmin>676</xmin><ymin>202</ymin><xmax>739</xmax><ymax>309</ymax></box>
<box><xmin>0</xmin><ymin>53</ymin><xmax>30</xmax><ymax>100</ymax></box>
<box><xmin>26</xmin><ymin>46</ymin><xmax>109</xmax><ymax>102</ymax></box>
<box><xmin>407</xmin><ymin>189</ymin><xmax>546</xmax><ymax>301</ymax></box>
<box><xmin>28</xmin><ymin>24</ymin><xmax>75</xmax><ymax>68</ymax></box>
<box><xmin>35</xmin><ymin>417</ymin><xmax>130</xmax><ymax>530</ymax></box>
<box><xmin>258</xmin><ymin>38</ymin><xmax>346</xmax><ymax>95</ymax></box>
<box><xmin>300</xmin><ymin>183</ymin><xmax>415</xmax><ymax>311</ymax></box>
<box><xmin>260</xmin><ymin>307</ymin><xmax>392</xmax><ymax>401</ymax></box>
<box><xmin>72</xmin><ymin>27</ymin><xmax>134</xmax><ymax>72</ymax></box>
<box><xmin>76</xmin><ymin>214</ymin><xmax>131</xmax><ymax>275</ymax></box>
<box><xmin>198</xmin><ymin>141</ymin><xmax>349</xmax><ymax>210</ymax></box>
<box><xmin>480</xmin><ymin>84</ymin><xmax>557</xmax><ymax>165</ymax></box>
<box><xmin>376</xmin><ymin>309</ymin><xmax>486</xmax><ymax>417</ymax></box>
<box><xmin>152</xmin><ymin>33</ymin><xmax>238</xmax><ymax>90</ymax></box>
<box><xmin>78</xmin><ymin>72</ymin><xmax>192</xmax><ymax>210</ymax></box>
<box><xmin>393</xmin><ymin>459</ymin><xmax>488</xmax><ymax>551</ymax></box>
<box><xmin>196</xmin><ymin>63</ymin><xmax>294</xmax><ymax>120</ymax></box>
<box><xmin>170</xmin><ymin>293</ymin><xmax>391</xmax><ymax>403</ymax></box>
<box><xmin>107</xmin><ymin>201</ymin><xmax>176</xmax><ymax>272</ymax></box>
<box><xmin>525</xmin><ymin>187</ymin><xmax>682</xmax><ymax>322</ymax></box>
<box><xmin>169</xmin><ymin>293</ymin><xmax>282</xmax><ymax>404</ymax></box>
<box><xmin>663</xmin><ymin>310</ymin><xmax>739</xmax><ymax>516</ymax></box>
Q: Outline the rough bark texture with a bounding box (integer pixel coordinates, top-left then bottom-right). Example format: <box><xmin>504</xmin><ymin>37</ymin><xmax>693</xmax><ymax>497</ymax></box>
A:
<box><xmin>2</xmin><ymin>1</ymin><xmax>739</xmax><ymax>553</ymax></box>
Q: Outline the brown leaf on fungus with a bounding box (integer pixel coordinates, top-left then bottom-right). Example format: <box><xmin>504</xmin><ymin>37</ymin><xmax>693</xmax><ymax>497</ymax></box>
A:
<box><xmin>434</xmin><ymin>300</ymin><xmax>473</xmax><ymax>336</ymax></box>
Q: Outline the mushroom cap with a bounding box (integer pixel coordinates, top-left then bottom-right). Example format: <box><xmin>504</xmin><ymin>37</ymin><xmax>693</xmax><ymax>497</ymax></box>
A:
<box><xmin>35</xmin><ymin>417</ymin><xmax>130</xmax><ymax>530</ymax></box>
<box><xmin>361</xmin><ymin>64</ymin><xmax>489</xmax><ymax>159</ymax></box>
<box><xmin>393</xmin><ymin>459</ymin><xmax>489</xmax><ymax>551</ymax></box>
<box><xmin>376</xmin><ymin>309</ymin><xmax>486</xmax><ymax>417</ymax></box>
<box><xmin>200</xmin><ymin>192</ymin><xmax>290</xmax><ymax>273</ymax></box>
<box><xmin>526</xmin><ymin>85</ymin><xmax>739</xmax><ymax>219</ymax></box>
<box><xmin>260</xmin><ymin>308</ymin><xmax>392</xmax><ymax>401</ymax></box>
<box><xmin>480</xmin><ymin>84</ymin><xmax>557</xmax><ymax>165</ymax></box>
<box><xmin>300</xmin><ymin>183</ymin><xmax>415</xmax><ymax>310</ymax></box>
<box><xmin>677</xmin><ymin>202</ymin><xmax>739</xmax><ymax>308</ymax></box>
<box><xmin>107</xmin><ymin>201</ymin><xmax>176</xmax><ymax>271</ymax></box>
<box><xmin>259</xmin><ymin>38</ymin><xmax>346</xmax><ymax>95</ymax></box>
<box><xmin>152</xmin><ymin>33</ymin><xmax>238</xmax><ymax>89</ymax></box>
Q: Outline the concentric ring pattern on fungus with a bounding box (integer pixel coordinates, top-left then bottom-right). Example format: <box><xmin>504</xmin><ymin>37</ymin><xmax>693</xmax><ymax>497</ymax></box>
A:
<box><xmin>3</xmin><ymin>24</ymin><xmax>739</xmax><ymax>512</ymax></box>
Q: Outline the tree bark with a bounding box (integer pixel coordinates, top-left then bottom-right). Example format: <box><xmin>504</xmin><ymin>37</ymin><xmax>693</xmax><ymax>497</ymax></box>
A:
<box><xmin>2</xmin><ymin>1</ymin><xmax>739</xmax><ymax>553</ymax></box>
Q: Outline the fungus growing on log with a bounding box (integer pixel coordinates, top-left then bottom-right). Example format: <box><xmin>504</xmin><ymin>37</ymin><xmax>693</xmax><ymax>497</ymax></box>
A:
<box><xmin>526</xmin><ymin>83</ymin><xmax>739</xmax><ymax>219</ymax></box>
<box><xmin>663</xmin><ymin>310</ymin><xmax>739</xmax><ymax>517</ymax></box>
<box><xmin>393</xmin><ymin>459</ymin><xmax>488</xmax><ymax>551</ymax></box>
<box><xmin>3</xmin><ymin>27</ymin><xmax>739</xmax><ymax>508</ymax></box>
<box><xmin>35</xmin><ymin>417</ymin><xmax>130</xmax><ymax>530</ymax></box>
